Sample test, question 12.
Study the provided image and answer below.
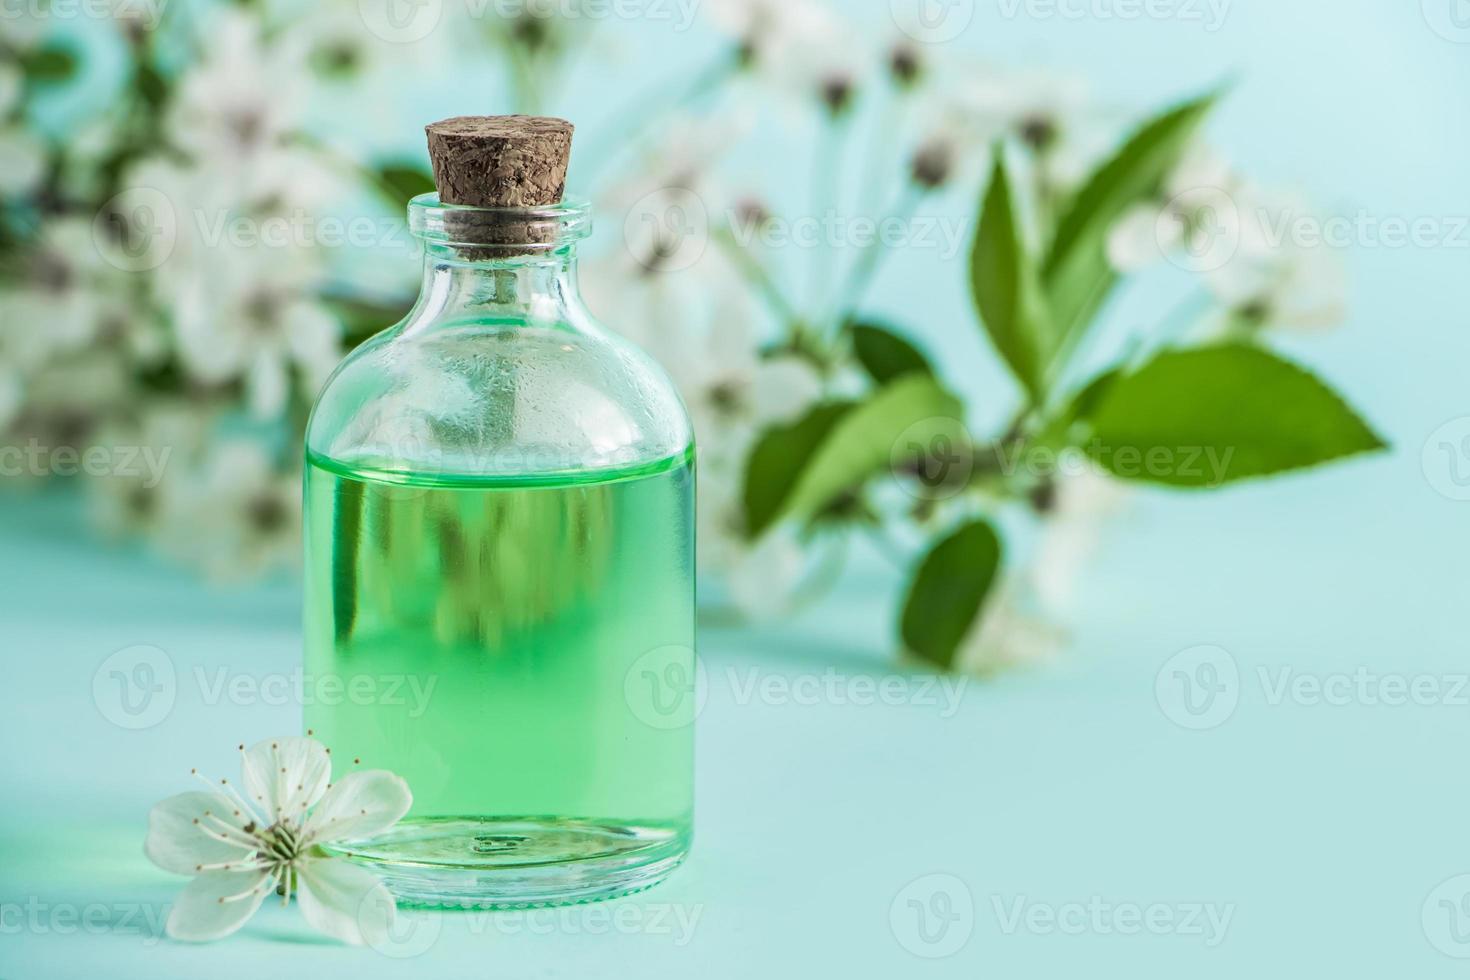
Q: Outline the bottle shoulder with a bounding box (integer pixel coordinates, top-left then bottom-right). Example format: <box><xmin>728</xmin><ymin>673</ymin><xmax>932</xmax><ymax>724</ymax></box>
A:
<box><xmin>306</xmin><ymin>315</ymin><xmax>693</xmax><ymax>479</ymax></box>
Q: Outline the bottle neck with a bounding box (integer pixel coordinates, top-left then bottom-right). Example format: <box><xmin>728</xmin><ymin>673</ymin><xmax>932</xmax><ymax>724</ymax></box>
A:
<box><xmin>403</xmin><ymin>242</ymin><xmax>584</xmax><ymax>333</ymax></box>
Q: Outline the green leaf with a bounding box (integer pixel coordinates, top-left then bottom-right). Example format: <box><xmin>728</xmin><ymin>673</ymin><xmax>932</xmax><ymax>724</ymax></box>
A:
<box><xmin>1064</xmin><ymin>367</ymin><xmax>1122</xmax><ymax>425</ymax></box>
<box><xmin>1032</xmin><ymin>367</ymin><xmax>1122</xmax><ymax>449</ymax></box>
<box><xmin>744</xmin><ymin>375</ymin><xmax>966</xmax><ymax>538</ymax></box>
<box><xmin>22</xmin><ymin>45</ymin><xmax>78</xmax><ymax>84</ymax></box>
<box><xmin>1042</xmin><ymin>92</ymin><xmax>1218</xmax><ymax>355</ymax></box>
<box><xmin>742</xmin><ymin>402</ymin><xmax>855</xmax><ymax>539</ymax></box>
<box><xmin>901</xmin><ymin>519</ymin><xmax>1003</xmax><ymax>670</ymax></box>
<box><xmin>135</xmin><ymin>63</ymin><xmax>169</xmax><ymax>109</ymax></box>
<box><xmin>849</xmin><ymin>321</ymin><xmax>933</xmax><ymax>384</ymax></box>
<box><xmin>1086</xmin><ymin>344</ymin><xmax>1386</xmax><ymax>488</ymax></box>
<box><xmin>971</xmin><ymin>151</ymin><xmax>1052</xmax><ymax>401</ymax></box>
<box><xmin>783</xmin><ymin>376</ymin><xmax>964</xmax><ymax>528</ymax></box>
<box><xmin>374</xmin><ymin>165</ymin><xmax>437</xmax><ymax>210</ymax></box>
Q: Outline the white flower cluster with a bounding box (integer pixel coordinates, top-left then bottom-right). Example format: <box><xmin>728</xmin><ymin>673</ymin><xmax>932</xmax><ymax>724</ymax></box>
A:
<box><xmin>1</xmin><ymin>6</ymin><xmax>407</xmax><ymax>579</ymax></box>
<box><xmin>1107</xmin><ymin>144</ymin><xmax>1346</xmax><ymax>334</ymax></box>
<box><xmin>1</xmin><ymin>0</ymin><xmax>1348</xmax><ymax>669</ymax></box>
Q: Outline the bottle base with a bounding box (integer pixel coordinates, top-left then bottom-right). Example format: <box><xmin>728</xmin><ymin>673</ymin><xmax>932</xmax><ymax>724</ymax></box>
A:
<box><xmin>325</xmin><ymin>816</ymin><xmax>690</xmax><ymax>909</ymax></box>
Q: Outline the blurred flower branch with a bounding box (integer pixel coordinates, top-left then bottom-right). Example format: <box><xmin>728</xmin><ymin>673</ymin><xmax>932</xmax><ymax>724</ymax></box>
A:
<box><xmin>574</xmin><ymin>0</ymin><xmax>1384</xmax><ymax>671</ymax></box>
<box><xmin>0</xmin><ymin>0</ymin><xmax>1385</xmax><ymax>672</ymax></box>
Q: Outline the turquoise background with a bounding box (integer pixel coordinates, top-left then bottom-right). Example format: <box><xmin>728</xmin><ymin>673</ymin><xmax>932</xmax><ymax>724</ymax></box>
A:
<box><xmin>4</xmin><ymin>0</ymin><xmax>1470</xmax><ymax>975</ymax></box>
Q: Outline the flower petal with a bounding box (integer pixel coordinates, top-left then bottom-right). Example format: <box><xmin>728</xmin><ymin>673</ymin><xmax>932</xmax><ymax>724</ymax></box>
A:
<box><xmin>1106</xmin><ymin>203</ymin><xmax>1172</xmax><ymax>272</ymax></box>
<box><xmin>165</xmin><ymin>868</ymin><xmax>274</xmax><ymax>942</ymax></box>
<box><xmin>305</xmin><ymin>770</ymin><xmax>412</xmax><ymax>845</ymax></box>
<box><xmin>283</xmin><ymin>300</ymin><xmax>341</xmax><ymax>371</ymax></box>
<box><xmin>241</xmin><ymin>737</ymin><xmax>331</xmax><ymax>824</ymax></box>
<box><xmin>246</xmin><ymin>348</ymin><xmax>289</xmax><ymax>420</ymax></box>
<box><xmin>750</xmin><ymin>356</ymin><xmax>823</xmax><ymax>428</ymax></box>
<box><xmin>0</xmin><ymin>129</ymin><xmax>47</xmax><ymax>198</ymax></box>
<box><xmin>727</xmin><ymin>524</ymin><xmax>808</xmax><ymax>620</ymax></box>
<box><xmin>295</xmin><ymin>858</ymin><xmax>396</xmax><ymax>946</ymax></box>
<box><xmin>145</xmin><ymin>792</ymin><xmax>257</xmax><ymax>876</ymax></box>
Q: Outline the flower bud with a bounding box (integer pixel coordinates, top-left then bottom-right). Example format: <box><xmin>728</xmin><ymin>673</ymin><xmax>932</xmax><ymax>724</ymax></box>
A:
<box><xmin>888</xmin><ymin>42</ymin><xmax>922</xmax><ymax>87</ymax></box>
<box><xmin>910</xmin><ymin>138</ymin><xmax>954</xmax><ymax>190</ymax></box>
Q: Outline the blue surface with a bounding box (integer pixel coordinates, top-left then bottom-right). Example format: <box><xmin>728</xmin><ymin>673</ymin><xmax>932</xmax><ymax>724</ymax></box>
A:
<box><xmin>5</xmin><ymin>1</ymin><xmax>1470</xmax><ymax>975</ymax></box>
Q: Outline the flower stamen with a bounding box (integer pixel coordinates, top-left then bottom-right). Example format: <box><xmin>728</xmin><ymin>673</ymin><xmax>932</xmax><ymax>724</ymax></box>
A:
<box><xmin>217</xmin><ymin>871</ymin><xmax>278</xmax><ymax>905</ymax></box>
<box><xmin>194</xmin><ymin>857</ymin><xmax>263</xmax><ymax>873</ymax></box>
<box><xmin>148</xmin><ymin>735</ymin><xmax>411</xmax><ymax>944</ymax></box>
<box><xmin>189</xmin><ymin>768</ymin><xmax>266</xmax><ymax>828</ymax></box>
<box><xmin>197</xmin><ymin>812</ymin><xmax>260</xmax><ymax>850</ymax></box>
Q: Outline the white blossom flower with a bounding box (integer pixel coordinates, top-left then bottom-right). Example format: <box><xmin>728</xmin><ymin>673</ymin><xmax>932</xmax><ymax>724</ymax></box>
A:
<box><xmin>485</xmin><ymin>0</ymin><xmax>596</xmax><ymax>57</ymax></box>
<box><xmin>298</xmin><ymin>3</ymin><xmax>386</xmax><ymax>81</ymax></box>
<box><xmin>1028</xmin><ymin>459</ymin><xmax>1129</xmax><ymax>617</ymax></box>
<box><xmin>116</xmin><ymin>155</ymin><xmax>223</xmax><ymax>294</ymax></box>
<box><xmin>1107</xmin><ymin>151</ymin><xmax>1347</xmax><ymax>333</ymax></box>
<box><xmin>675</xmin><ymin>273</ymin><xmax>824</xmax><ymax>449</ymax></box>
<box><xmin>0</xmin><ymin>12</ymin><xmax>51</xmax><ymax>51</ymax></box>
<box><xmin>1204</xmin><ymin>197</ymin><xmax>1347</xmax><ymax>333</ymax></box>
<box><xmin>159</xmin><ymin>441</ymin><xmax>304</xmax><ymax>581</ymax></box>
<box><xmin>0</xmin><ymin>292</ymin><xmax>61</xmax><ymax>408</ymax></box>
<box><xmin>57</xmin><ymin>112</ymin><xmax>126</xmax><ymax>199</ymax></box>
<box><xmin>0</xmin><ymin>216</ymin><xmax>126</xmax><ymax>358</ymax></box>
<box><xmin>587</xmin><ymin>179</ymin><xmax>823</xmax><ymax>616</ymax></box>
<box><xmin>953</xmin><ymin>576</ymin><xmax>1065</xmax><ymax>675</ymax></box>
<box><xmin>0</xmin><ymin>366</ymin><xmax>19</xmax><ymax>431</ymax></box>
<box><xmin>165</xmin><ymin>10</ymin><xmax>327</xmax><ymax>206</ymax></box>
<box><xmin>0</xmin><ymin>221</ymin><xmax>141</xmax><ymax>431</ymax></box>
<box><xmin>1106</xmin><ymin>144</ymin><xmax>1248</xmax><ymax>273</ymax></box>
<box><xmin>705</xmin><ymin>0</ymin><xmax>863</xmax><ymax>115</ymax></box>
<box><xmin>169</xmin><ymin>240</ymin><xmax>341</xmax><ymax>419</ymax></box>
<box><xmin>705</xmin><ymin>0</ymin><xmax>837</xmax><ymax>72</ymax></box>
<box><xmin>682</xmin><ymin>319</ymin><xmax>823</xmax><ymax>618</ymax></box>
<box><xmin>697</xmin><ymin>471</ymin><xmax>817</xmax><ymax>619</ymax></box>
<box><xmin>167</xmin><ymin>10</ymin><xmax>304</xmax><ymax>161</ymax></box>
<box><xmin>587</xmin><ymin>109</ymin><xmax>826</xmax><ymax>611</ymax></box>
<box><xmin>5</xmin><ymin>352</ymin><xmax>130</xmax><ymax>444</ymax></box>
<box><xmin>0</xmin><ymin>61</ymin><xmax>22</xmax><ymax>116</ymax></box>
<box><xmin>587</xmin><ymin>245</ymin><xmax>823</xmax><ymax>610</ymax></box>
<box><xmin>591</xmin><ymin>112</ymin><xmax>817</xmax><ymax>430</ymax></box>
<box><xmin>723</xmin><ymin>524</ymin><xmax>814</xmax><ymax>620</ymax></box>
<box><xmin>944</xmin><ymin>64</ymin><xmax>1114</xmax><ymax>193</ymax></box>
<box><xmin>145</xmin><ymin>736</ymin><xmax>411</xmax><ymax>944</ymax></box>
<box><xmin>86</xmin><ymin>400</ymin><xmax>213</xmax><ymax>538</ymax></box>
<box><xmin>777</xmin><ymin>15</ymin><xmax>870</xmax><ymax>118</ymax></box>
<box><xmin>598</xmin><ymin>110</ymin><xmax>751</xmax><ymax>238</ymax></box>
<box><xmin>0</xmin><ymin>127</ymin><xmax>48</xmax><ymax>199</ymax></box>
<box><xmin>585</xmin><ymin>113</ymin><xmax>748</xmax><ymax>375</ymax></box>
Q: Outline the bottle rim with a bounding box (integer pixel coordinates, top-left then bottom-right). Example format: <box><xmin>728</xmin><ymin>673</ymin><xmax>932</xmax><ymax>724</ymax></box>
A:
<box><xmin>407</xmin><ymin>192</ymin><xmax>593</xmax><ymax>250</ymax></box>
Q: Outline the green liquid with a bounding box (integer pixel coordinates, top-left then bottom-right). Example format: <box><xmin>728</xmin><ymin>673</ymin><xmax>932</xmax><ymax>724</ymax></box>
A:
<box><xmin>302</xmin><ymin>447</ymin><xmax>695</xmax><ymax>892</ymax></box>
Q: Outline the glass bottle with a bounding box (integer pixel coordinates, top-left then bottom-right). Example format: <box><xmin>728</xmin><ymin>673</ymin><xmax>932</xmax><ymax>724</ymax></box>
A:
<box><xmin>302</xmin><ymin>183</ymin><xmax>696</xmax><ymax>907</ymax></box>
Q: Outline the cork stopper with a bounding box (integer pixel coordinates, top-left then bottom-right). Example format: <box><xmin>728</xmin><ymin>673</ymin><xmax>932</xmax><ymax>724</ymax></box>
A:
<box><xmin>426</xmin><ymin>115</ymin><xmax>573</xmax><ymax>209</ymax></box>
